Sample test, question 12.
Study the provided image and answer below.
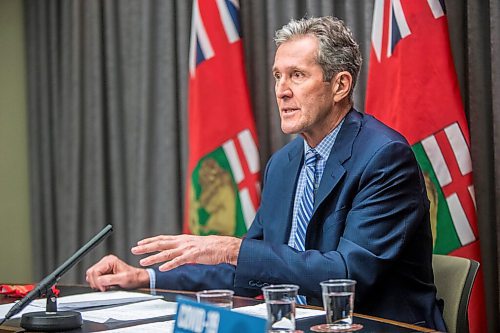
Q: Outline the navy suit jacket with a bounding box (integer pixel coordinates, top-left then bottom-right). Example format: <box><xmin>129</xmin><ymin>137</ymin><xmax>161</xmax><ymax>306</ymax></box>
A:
<box><xmin>154</xmin><ymin>109</ymin><xmax>446</xmax><ymax>331</ymax></box>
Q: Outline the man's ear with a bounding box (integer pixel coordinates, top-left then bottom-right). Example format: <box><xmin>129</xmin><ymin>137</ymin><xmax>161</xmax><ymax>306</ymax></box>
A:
<box><xmin>332</xmin><ymin>71</ymin><xmax>353</xmax><ymax>102</ymax></box>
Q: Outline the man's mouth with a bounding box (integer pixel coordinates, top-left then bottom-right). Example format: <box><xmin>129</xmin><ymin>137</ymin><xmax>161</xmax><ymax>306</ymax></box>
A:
<box><xmin>281</xmin><ymin>108</ymin><xmax>299</xmax><ymax>114</ymax></box>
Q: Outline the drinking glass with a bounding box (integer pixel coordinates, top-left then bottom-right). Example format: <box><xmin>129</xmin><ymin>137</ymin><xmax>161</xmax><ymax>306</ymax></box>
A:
<box><xmin>311</xmin><ymin>279</ymin><xmax>362</xmax><ymax>332</ymax></box>
<box><xmin>196</xmin><ymin>289</ymin><xmax>234</xmax><ymax>309</ymax></box>
<box><xmin>262</xmin><ymin>284</ymin><xmax>299</xmax><ymax>332</ymax></box>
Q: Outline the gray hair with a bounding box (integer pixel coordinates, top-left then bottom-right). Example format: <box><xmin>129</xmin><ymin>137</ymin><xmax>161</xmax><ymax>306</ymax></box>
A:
<box><xmin>274</xmin><ymin>16</ymin><xmax>362</xmax><ymax>100</ymax></box>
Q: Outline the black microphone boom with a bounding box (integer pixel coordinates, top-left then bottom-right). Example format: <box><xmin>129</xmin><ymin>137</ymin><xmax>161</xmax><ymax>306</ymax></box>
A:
<box><xmin>4</xmin><ymin>224</ymin><xmax>113</xmax><ymax>325</ymax></box>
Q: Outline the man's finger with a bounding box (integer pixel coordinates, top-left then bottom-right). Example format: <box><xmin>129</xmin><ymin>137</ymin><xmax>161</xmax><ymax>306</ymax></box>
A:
<box><xmin>86</xmin><ymin>265</ymin><xmax>108</xmax><ymax>289</ymax></box>
<box><xmin>136</xmin><ymin>235</ymin><xmax>171</xmax><ymax>245</ymax></box>
<box><xmin>132</xmin><ymin>239</ymin><xmax>175</xmax><ymax>255</ymax></box>
<box><xmin>86</xmin><ymin>255</ymin><xmax>119</xmax><ymax>289</ymax></box>
<box><xmin>95</xmin><ymin>274</ymin><xmax>121</xmax><ymax>292</ymax></box>
<box><xmin>158</xmin><ymin>255</ymin><xmax>186</xmax><ymax>272</ymax></box>
<box><xmin>139</xmin><ymin>248</ymin><xmax>184</xmax><ymax>267</ymax></box>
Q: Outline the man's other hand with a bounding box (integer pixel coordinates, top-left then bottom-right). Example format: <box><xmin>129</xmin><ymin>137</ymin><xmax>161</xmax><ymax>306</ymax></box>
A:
<box><xmin>86</xmin><ymin>255</ymin><xmax>150</xmax><ymax>292</ymax></box>
<box><xmin>131</xmin><ymin>234</ymin><xmax>242</xmax><ymax>272</ymax></box>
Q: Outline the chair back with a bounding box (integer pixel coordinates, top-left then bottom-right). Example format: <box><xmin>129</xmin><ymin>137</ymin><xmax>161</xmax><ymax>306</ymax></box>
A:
<box><xmin>432</xmin><ymin>254</ymin><xmax>480</xmax><ymax>333</ymax></box>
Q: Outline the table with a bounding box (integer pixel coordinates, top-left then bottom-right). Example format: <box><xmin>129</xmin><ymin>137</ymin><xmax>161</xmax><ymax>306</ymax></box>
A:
<box><xmin>1</xmin><ymin>285</ymin><xmax>437</xmax><ymax>333</ymax></box>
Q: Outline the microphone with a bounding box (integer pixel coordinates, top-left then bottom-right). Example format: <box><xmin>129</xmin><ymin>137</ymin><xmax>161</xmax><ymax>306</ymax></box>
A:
<box><xmin>3</xmin><ymin>224</ymin><xmax>113</xmax><ymax>330</ymax></box>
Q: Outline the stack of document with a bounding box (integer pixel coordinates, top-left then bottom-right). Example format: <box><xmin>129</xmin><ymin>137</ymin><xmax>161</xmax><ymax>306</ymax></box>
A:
<box><xmin>0</xmin><ymin>290</ymin><xmax>177</xmax><ymax>323</ymax></box>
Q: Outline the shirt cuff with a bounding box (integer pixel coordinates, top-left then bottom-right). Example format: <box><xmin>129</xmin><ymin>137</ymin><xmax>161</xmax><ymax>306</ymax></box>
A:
<box><xmin>146</xmin><ymin>268</ymin><xmax>156</xmax><ymax>294</ymax></box>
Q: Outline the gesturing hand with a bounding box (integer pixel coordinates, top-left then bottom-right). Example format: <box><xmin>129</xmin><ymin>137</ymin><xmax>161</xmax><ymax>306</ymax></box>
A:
<box><xmin>131</xmin><ymin>234</ymin><xmax>242</xmax><ymax>272</ymax></box>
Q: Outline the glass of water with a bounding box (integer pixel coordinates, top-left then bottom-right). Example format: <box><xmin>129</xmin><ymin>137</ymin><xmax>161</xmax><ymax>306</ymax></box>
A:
<box><xmin>313</xmin><ymin>279</ymin><xmax>357</xmax><ymax>332</ymax></box>
<box><xmin>196</xmin><ymin>289</ymin><xmax>234</xmax><ymax>309</ymax></box>
<box><xmin>262</xmin><ymin>284</ymin><xmax>299</xmax><ymax>332</ymax></box>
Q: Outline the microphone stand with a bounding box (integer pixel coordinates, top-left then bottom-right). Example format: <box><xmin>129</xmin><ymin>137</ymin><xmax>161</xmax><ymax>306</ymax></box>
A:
<box><xmin>20</xmin><ymin>287</ymin><xmax>81</xmax><ymax>332</ymax></box>
<box><xmin>3</xmin><ymin>224</ymin><xmax>113</xmax><ymax>331</ymax></box>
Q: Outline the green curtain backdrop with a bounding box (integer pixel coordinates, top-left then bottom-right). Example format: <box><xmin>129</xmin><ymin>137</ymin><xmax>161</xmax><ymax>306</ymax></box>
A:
<box><xmin>24</xmin><ymin>1</ymin><xmax>499</xmax><ymax>331</ymax></box>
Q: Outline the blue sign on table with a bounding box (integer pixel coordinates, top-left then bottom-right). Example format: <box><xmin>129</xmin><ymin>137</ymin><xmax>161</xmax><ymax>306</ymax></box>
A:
<box><xmin>173</xmin><ymin>296</ymin><xmax>267</xmax><ymax>333</ymax></box>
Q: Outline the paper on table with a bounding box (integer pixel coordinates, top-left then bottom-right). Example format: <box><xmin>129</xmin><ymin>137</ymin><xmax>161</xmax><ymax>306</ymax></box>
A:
<box><xmin>29</xmin><ymin>290</ymin><xmax>161</xmax><ymax>310</ymax></box>
<box><xmin>102</xmin><ymin>320</ymin><xmax>175</xmax><ymax>333</ymax></box>
<box><xmin>0</xmin><ymin>303</ymin><xmax>41</xmax><ymax>319</ymax></box>
<box><xmin>1</xmin><ymin>291</ymin><xmax>161</xmax><ymax>320</ymax></box>
<box><xmin>81</xmin><ymin>298</ymin><xmax>177</xmax><ymax>323</ymax></box>
<box><xmin>233</xmin><ymin>303</ymin><xmax>325</xmax><ymax>319</ymax></box>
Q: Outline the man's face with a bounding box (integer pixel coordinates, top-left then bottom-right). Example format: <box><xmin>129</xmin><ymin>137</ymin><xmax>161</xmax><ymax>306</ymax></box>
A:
<box><xmin>272</xmin><ymin>36</ymin><xmax>338</xmax><ymax>146</ymax></box>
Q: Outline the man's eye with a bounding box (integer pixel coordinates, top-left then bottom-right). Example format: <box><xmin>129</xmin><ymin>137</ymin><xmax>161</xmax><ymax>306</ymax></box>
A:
<box><xmin>293</xmin><ymin>71</ymin><xmax>304</xmax><ymax>78</ymax></box>
<box><xmin>273</xmin><ymin>73</ymin><xmax>281</xmax><ymax>81</ymax></box>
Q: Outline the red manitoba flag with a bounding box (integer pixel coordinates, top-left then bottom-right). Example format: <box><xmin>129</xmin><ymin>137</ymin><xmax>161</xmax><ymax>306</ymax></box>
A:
<box><xmin>366</xmin><ymin>1</ymin><xmax>485</xmax><ymax>332</ymax></box>
<box><xmin>184</xmin><ymin>0</ymin><xmax>260</xmax><ymax>237</ymax></box>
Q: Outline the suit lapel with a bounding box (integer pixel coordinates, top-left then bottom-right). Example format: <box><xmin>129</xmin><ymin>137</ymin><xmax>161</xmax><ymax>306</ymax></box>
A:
<box><xmin>313</xmin><ymin>110</ymin><xmax>362</xmax><ymax>213</ymax></box>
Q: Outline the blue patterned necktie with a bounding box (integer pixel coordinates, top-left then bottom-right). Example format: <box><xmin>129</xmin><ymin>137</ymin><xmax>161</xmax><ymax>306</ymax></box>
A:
<box><xmin>294</xmin><ymin>148</ymin><xmax>319</xmax><ymax>304</ymax></box>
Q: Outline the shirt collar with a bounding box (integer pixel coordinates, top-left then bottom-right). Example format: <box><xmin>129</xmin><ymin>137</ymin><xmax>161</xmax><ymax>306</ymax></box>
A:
<box><xmin>303</xmin><ymin>118</ymin><xmax>345</xmax><ymax>161</ymax></box>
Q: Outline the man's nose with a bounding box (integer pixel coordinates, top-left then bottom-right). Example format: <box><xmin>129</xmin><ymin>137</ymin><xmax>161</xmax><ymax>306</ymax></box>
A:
<box><xmin>275</xmin><ymin>79</ymin><xmax>292</xmax><ymax>99</ymax></box>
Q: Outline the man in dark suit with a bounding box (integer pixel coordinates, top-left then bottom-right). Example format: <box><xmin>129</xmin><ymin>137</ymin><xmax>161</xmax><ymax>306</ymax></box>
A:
<box><xmin>87</xmin><ymin>16</ymin><xmax>446</xmax><ymax>330</ymax></box>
